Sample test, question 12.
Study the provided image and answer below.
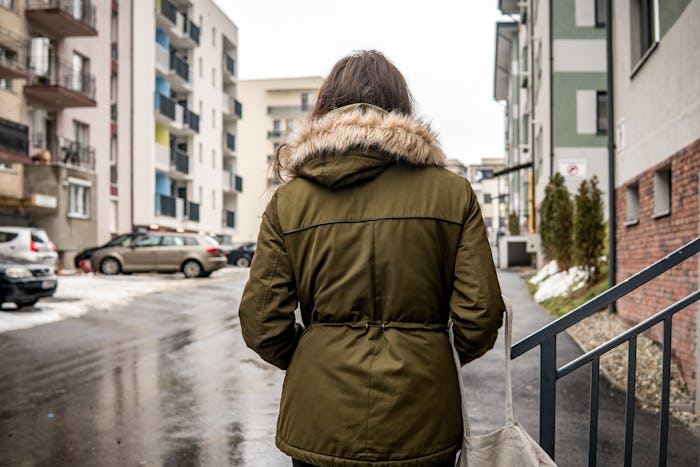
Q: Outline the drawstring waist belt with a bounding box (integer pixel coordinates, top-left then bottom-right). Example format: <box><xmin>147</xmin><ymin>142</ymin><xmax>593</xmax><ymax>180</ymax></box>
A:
<box><xmin>308</xmin><ymin>321</ymin><xmax>447</xmax><ymax>332</ymax></box>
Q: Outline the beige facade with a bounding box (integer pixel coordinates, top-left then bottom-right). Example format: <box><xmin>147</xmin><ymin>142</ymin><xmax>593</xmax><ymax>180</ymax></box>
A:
<box><xmin>466</xmin><ymin>158</ymin><xmax>507</xmax><ymax>245</ymax></box>
<box><xmin>236</xmin><ymin>77</ymin><xmax>323</xmax><ymax>242</ymax></box>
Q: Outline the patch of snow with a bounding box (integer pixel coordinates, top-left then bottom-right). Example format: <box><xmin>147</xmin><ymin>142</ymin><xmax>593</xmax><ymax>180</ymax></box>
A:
<box><xmin>533</xmin><ymin>266</ymin><xmax>587</xmax><ymax>303</ymax></box>
<box><xmin>0</xmin><ymin>268</ymin><xmax>242</xmax><ymax>334</ymax></box>
<box><xmin>529</xmin><ymin>260</ymin><xmax>559</xmax><ymax>285</ymax></box>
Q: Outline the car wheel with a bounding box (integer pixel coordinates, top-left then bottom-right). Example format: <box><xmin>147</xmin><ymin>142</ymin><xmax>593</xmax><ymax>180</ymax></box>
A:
<box><xmin>100</xmin><ymin>257</ymin><xmax>121</xmax><ymax>275</ymax></box>
<box><xmin>182</xmin><ymin>260</ymin><xmax>202</xmax><ymax>279</ymax></box>
<box><xmin>235</xmin><ymin>256</ymin><xmax>251</xmax><ymax>268</ymax></box>
<box><xmin>16</xmin><ymin>299</ymin><xmax>39</xmax><ymax>308</ymax></box>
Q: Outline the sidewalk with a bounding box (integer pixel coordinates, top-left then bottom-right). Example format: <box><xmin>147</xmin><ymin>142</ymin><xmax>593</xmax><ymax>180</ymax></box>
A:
<box><xmin>464</xmin><ymin>270</ymin><xmax>699</xmax><ymax>467</ymax></box>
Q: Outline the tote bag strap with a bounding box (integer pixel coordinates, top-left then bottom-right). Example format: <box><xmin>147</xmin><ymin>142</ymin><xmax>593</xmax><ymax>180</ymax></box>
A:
<box><xmin>449</xmin><ymin>295</ymin><xmax>516</xmax><ymax>438</ymax></box>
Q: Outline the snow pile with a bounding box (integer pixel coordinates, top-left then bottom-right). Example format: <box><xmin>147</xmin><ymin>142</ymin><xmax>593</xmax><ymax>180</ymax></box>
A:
<box><xmin>530</xmin><ymin>261</ymin><xmax>587</xmax><ymax>303</ymax></box>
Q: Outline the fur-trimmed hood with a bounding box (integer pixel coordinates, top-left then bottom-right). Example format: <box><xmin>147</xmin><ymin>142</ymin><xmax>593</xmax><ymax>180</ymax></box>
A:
<box><xmin>278</xmin><ymin>103</ymin><xmax>446</xmax><ymax>188</ymax></box>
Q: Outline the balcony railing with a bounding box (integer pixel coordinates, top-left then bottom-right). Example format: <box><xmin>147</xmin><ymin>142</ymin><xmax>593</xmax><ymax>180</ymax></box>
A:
<box><xmin>158</xmin><ymin>193</ymin><xmax>177</xmax><ymax>217</ymax></box>
<box><xmin>0</xmin><ymin>117</ymin><xmax>29</xmax><ymax>156</ymax></box>
<box><xmin>0</xmin><ymin>29</ymin><xmax>30</xmax><ymax>80</ymax></box>
<box><xmin>267</xmin><ymin>130</ymin><xmax>290</xmax><ymax>140</ymax></box>
<box><xmin>224</xmin><ymin>55</ymin><xmax>235</xmax><ymax>76</ymax></box>
<box><xmin>154</xmin><ymin>93</ymin><xmax>199</xmax><ymax>133</ymax></box>
<box><xmin>225</xmin><ymin>132</ymin><xmax>235</xmax><ymax>152</ymax></box>
<box><xmin>188</xmin><ymin>201</ymin><xmax>200</xmax><ymax>222</ymax></box>
<box><xmin>235</xmin><ymin>175</ymin><xmax>243</xmax><ymax>193</ymax></box>
<box><xmin>158</xmin><ymin>0</ymin><xmax>177</xmax><ymax>25</ymax></box>
<box><xmin>26</xmin><ymin>0</ymin><xmax>97</xmax><ymax>37</ymax></box>
<box><xmin>170</xmin><ymin>51</ymin><xmax>189</xmax><ymax>82</ymax></box>
<box><xmin>111</xmin><ymin>42</ymin><xmax>118</xmax><ymax>60</ymax></box>
<box><xmin>24</xmin><ymin>54</ymin><xmax>96</xmax><ymax>107</ymax></box>
<box><xmin>225</xmin><ymin>210</ymin><xmax>235</xmax><ymax>228</ymax></box>
<box><xmin>110</xmin><ymin>102</ymin><xmax>117</xmax><ymax>122</ymax></box>
<box><xmin>31</xmin><ymin>133</ymin><xmax>95</xmax><ymax>170</ymax></box>
<box><xmin>171</xmin><ymin>147</ymin><xmax>189</xmax><ymax>175</ymax></box>
<box><xmin>267</xmin><ymin>105</ymin><xmax>309</xmax><ymax>116</ymax></box>
<box><xmin>184</xmin><ymin>20</ymin><xmax>200</xmax><ymax>45</ymax></box>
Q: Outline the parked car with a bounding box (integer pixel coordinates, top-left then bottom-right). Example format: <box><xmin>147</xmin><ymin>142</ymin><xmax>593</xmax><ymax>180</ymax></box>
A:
<box><xmin>74</xmin><ymin>232</ymin><xmax>143</xmax><ymax>269</ymax></box>
<box><xmin>91</xmin><ymin>232</ymin><xmax>226</xmax><ymax>278</ymax></box>
<box><xmin>0</xmin><ymin>254</ymin><xmax>58</xmax><ymax>308</ymax></box>
<box><xmin>226</xmin><ymin>242</ymin><xmax>256</xmax><ymax>267</ymax></box>
<box><xmin>0</xmin><ymin>227</ymin><xmax>58</xmax><ymax>268</ymax></box>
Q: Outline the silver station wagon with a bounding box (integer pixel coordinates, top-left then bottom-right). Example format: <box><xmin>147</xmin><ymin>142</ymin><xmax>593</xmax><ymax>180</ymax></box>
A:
<box><xmin>90</xmin><ymin>232</ymin><xmax>226</xmax><ymax>278</ymax></box>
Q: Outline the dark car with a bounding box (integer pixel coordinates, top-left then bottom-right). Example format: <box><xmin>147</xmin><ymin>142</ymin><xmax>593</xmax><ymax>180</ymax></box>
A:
<box><xmin>0</xmin><ymin>254</ymin><xmax>57</xmax><ymax>308</ymax></box>
<box><xmin>74</xmin><ymin>232</ymin><xmax>143</xmax><ymax>269</ymax></box>
<box><xmin>226</xmin><ymin>242</ymin><xmax>256</xmax><ymax>267</ymax></box>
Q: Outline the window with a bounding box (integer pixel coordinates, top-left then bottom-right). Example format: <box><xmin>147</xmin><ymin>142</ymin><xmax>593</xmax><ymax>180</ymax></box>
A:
<box><xmin>484</xmin><ymin>194</ymin><xmax>492</xmax><ymax>204</ymax></box>
<box><xmin>273</xmin><ymin>119</ymin><xmax>280</xmax><ymax>131</ymax></box>
<box><xmin>198</xmin><ymin>57</ymin><xmax>202</xmax><ymax>77</ymax></box>
<box><xmin>212</xmin><ymin>66</ymin><xmax>216</xmax><ymax>86</ymax></box>
<box><xmin>0</xmin><ymin>78</ymin><xmax>12</xmax><ymax>91</ymax></box>
<box><xmin>285</xmin><ymin>119</ymin><xmax>294</xmax><ymax>131</ymax></box>
<box><xmin>0</xmin><ymin>0</ymin><xmax>15</xmax><ymax>10</ymax></box>
<box><xmin>184</xmin><ymin>236</ymin><xmax>198</xmax><ymax>246</ymax></box>
<box><xmin>0</xmin><ymin>231</ymin><xmax>18</xmax><ymax>242</ymax></box>
<box><xmin>653</xmin><ymin>166</ymin><xmax>671</xmax><ymax>217</ymax></box>
<box><xmin>595</xmin><ymin>0</ymin><xmax>606</xmax><ymax>26</ymax></box>
<box><xmin>630</xmin><ymin>0</ymin><xmax>658</xmax><ymax>71</ymax></box>
<box><xmin>71</xmin><ymin>52</ymin><xmax>89</xmax><ymax>93</ymax></box>
<box><xmin>212</xmin><ymin>27</ymin><xmax>216</xmax><ymax>47</ymax></box>
<box><xmin>198</xmin><ymin>142</ymin><xmax>203</xmax><ymax>163</ymax></box>
<box><xmin>162</xmin><ymin>235</ymin><xmax>185</xmax><ymax>247</ymax></box>
<box><xmin>301</xmin><ymin>93</ymin><xmax>309</xmax><ymax>111</ymax></box>
<box><xmin>73</xmin><ymin>121</ymin><xmax>89</xmax><ymax>163</ymax></box>
<box><xmin>212</xmin><ymin>108</ymin><xmax>216</xmax><ymax>128</ymax></box>
<box><xmin>212</xmin><ymin>148</ymin><xmax>216</xmax><ymax>168</ymax></box>
<box><xmin>625</xmin><ymin>182</ymin><xmax>640</xmax><ymax>224</ymax></box>
<box><xmin>133</xmin><ymin>235</ymin><xmax>161</xmax><ymax>247</ymax></box>
<box><xmin>68</xmin><ymin>180</ymin><xmax>90</xmax><ymax>218</ymax></box>
<box><xmin>596</xmin><ymin>91</ymin><xmax>607</xmax><ymax>134</ymax></box>
<box><xmin>212</xmin><ymin>189</ymin><xmax>216</xmax><ymax>208</ymax></box>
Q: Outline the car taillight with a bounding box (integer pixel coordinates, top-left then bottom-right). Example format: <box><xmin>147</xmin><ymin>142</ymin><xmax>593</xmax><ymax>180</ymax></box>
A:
<box><xmin>30</xmin><ymin>240</ymin><xmax>39</xmax><ymax>253</ymax></box>
<box><xmin>205</xmin><ymin>247</ymin><xmax>219</xmax><ymax>255</ymax></box>
<box><xmin>49</xmin><ymin>241</ymin><xmax>56</xmax><ymax>252</ymax></box>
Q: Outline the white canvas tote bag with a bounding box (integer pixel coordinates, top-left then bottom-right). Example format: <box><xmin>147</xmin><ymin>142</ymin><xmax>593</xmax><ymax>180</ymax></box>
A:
<box><xmin>449</xmin><ymin>297</ymin><xmax>557</xmax><ymax>467</ymax></box>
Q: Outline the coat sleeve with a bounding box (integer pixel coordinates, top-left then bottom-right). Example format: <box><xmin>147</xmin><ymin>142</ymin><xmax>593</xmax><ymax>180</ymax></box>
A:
<box><xmin>449</xmin><ymin>179</ymin><xmax>505</xmax><ymax>365</ymax></box>
<box><xmin>238</xmin><ymin>191</ymin><xmax>303</xmax><ymax>370</ymax></box>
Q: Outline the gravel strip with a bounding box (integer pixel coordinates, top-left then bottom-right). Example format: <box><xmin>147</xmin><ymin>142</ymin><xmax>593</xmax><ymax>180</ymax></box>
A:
<box><xmin>567</xmin><ymin>310</ymin><xmax>698</xmax><ymax>430</ymax></box>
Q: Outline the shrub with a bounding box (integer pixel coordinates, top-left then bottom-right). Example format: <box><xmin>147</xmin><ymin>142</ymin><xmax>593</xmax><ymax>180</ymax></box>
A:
<box><xmin>508</xmin><ymin>211</ymin><xmax>520</xmax><ymax>235</ymax></box>
<box><xmin>574</xmin><ymin>176</ymin><xmax>605</xmax><ymax>283</ymax></box>
<box><xmin>540</xmin><ymin>172</ymin><xmax>573</xmax><ymax>270</ymax></box>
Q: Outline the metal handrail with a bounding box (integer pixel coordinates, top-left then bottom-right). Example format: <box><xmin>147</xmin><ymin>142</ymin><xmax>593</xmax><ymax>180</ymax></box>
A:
<box><xmin>511</xmin><ymin>236</ymin><xmax>700</xmax><ymax>465</ymax></box>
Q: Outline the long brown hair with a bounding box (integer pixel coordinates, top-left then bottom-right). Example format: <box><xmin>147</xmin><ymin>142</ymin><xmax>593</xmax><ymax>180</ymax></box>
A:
<box><xmin>274</xmin><ymin>50</ymin><xmax>413</xmax><ymax>181</ymax></box>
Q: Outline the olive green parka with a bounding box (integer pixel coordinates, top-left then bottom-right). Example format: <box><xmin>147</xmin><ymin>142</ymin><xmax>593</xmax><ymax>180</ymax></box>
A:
<box><xmin>239</xmin><ymin>103</ymin><xmax>505</xmax><ymax>467</ymax></box>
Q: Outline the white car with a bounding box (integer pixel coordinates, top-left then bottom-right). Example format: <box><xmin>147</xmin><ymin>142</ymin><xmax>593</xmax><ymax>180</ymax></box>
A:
<box><xmin>0</xmin><ymin>227</ymin><xmax>58</xmax><ymax>268</ymax></box>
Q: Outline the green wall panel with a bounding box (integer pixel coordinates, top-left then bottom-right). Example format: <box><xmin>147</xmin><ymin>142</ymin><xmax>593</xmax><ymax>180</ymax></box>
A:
<box><xmin>553</xmin><ymin>72</ymin><xmax>607</xmax><ymax>147</ymax></box>
<box><xmin>553</xmin><ymin>0</ymin><xmax>607</xmax><ymax>40</ymax></box>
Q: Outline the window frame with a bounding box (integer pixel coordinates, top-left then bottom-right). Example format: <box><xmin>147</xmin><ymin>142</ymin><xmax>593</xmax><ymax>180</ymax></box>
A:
<box><xmin>594</xmin><ymin>0</ymin><xmax>606</xmax><ymax>27</ymax></box>
<box><xmin>596</xmin><ymin>90</ymin><xmax>608</xmax><ymax>135</ymax></box>
<box><xmin>67</xmin><ymin>181</ymin><xmax>91</xmax><ymax>219</ymax></box>
<box><xmin>652</xmin><ymin>166</ymin><xmax>671</xmax><ymax>219</ymax></box>
<box><xmin>625</xmin><ymin>181</ymin><xmax>640</xmax><ymax>226</ymax></box>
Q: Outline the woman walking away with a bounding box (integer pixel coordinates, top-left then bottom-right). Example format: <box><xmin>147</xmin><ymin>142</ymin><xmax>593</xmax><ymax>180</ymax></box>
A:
<box><xmin>239</xmin><ymin>50</ymin><xmax>505</xmax><ymax>467</ymax></box>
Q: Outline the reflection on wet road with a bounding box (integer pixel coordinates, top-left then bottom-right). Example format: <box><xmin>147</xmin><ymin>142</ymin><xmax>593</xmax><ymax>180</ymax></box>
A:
<box><xmin>0</xmin><ymin>270</ymin><xmax>289</xmax><ymax>466</ymax></box>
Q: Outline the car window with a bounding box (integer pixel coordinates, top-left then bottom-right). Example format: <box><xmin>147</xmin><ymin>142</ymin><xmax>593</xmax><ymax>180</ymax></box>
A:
<box><xmin>133</xmin><ymin>236</ymin><xmax>161</xmax><ymax>247</ymax></box>
<box><xmin>183</xmin><ymin>237</ymin><xmax>198</xmax><ymax>246</ymax></box>
<box><xmin>162</xmin><ymin>235</ymin><xmax>185</xmax><ymax>247</ymax></box>
<box><xmin>202</xmin><ymin>236</ymin><xmax>219</xmax><ymax>247</ymax></box>
<box><xmin>107</xmin><ymin>234</ymin><xmax>138</xmax><ymax>247</ymax></box>
<box><xmin>0</xmin><ymin>232</ymin><xmax>18</xmax><ymax>243</ymax></box>
<box><xmin>31</xmin><ymin>231</ymin><xmax>49</xmax><ymax>244</ymax></box>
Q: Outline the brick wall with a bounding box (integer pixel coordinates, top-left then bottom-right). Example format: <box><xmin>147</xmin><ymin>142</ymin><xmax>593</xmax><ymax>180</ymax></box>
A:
<box><xmin>615</xmin><ymin>138</ymin><xmax>700</xmax><ymax>395</ymax></box>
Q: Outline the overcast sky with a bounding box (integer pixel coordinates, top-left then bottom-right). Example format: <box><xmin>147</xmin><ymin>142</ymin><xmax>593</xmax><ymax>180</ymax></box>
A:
<box><xmin>213</xmin><ymin>1</ymin><xmax>509</xmax><ymax>166</ymax></box>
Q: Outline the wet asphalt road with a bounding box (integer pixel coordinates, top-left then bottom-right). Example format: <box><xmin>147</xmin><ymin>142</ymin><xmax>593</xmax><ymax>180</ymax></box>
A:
<box><xmin>0</xmin><ymin>269</ymin><xmax>288</xmax><ymax>467</ymax></box>
<box><xmin>0</xmin><ymin>269</ymin><xmax>698</xmax><ymax>466</ymax></box>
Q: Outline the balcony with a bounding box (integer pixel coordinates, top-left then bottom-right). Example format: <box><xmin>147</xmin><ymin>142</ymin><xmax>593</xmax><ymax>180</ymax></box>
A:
<box><xmin>187</xmin><ymin>201</ymin><xmax>199</xmax><ymax>222</ymax></box>
<box><xmin>156</xmin><ymin>0</ymin><xmax>199</xmax><ymax>49</ymax></box>
<box><xmin>25</xmin><ymin>0</ymin><xmax>97</xmax><ymax>38</ymax></box>
<box><xmin>222</xmin><ymin>95</ymin><xmax>242</xmax><ymax>120</ymax></box>
<box><xmin>267</xmin><ymin>130</ymin><xmax>290</xmax><ymax>141</ymax></box>
<box><xmin>156</xmin><ymin>193</ymin><xmax>177</xmax><ymax>218</ymax></box>
<box><xmin>24</xmin><ymin>56</ymin><xmax>96</xmax><ymax>109</ymax></box>
<box><xmin>169</xmin><ymin>51</ymin><xmax>190</xmax><ymax>88</ymax></box>
<box><xmin>30</xmin><ymin>134</ymin><xmax>95</xmax><ymax>171</ymax></box>
<box><xmin>223</xmin><ymin>54</ymin><xmax>236</xmax><ymax>81</ymax></box>
<box><xmin>0</xmin><ymin>29</ymin><xmax>30</xmax><ymax>80</ymax></box>
<box><xmin>235</xmin><ymin>175</ymin><xmax>243</xmax><ymax>193</ymax></box>
<box><xmin>110</xmin><ymin>102</ymin><xmax>117</xmax><ymax>122</ymax></box>
<box><xmin>267</xmin><ymin>105</ymin><xmax>310</xmax><ymax>117</ymax></box>
<box><xmin>223</xmin><ymin>132</ymin><xmax>236</xmax><ymax>155</ymax></box>
<box><xmin>154</xmin><ymin>93</ymin><xmax>199</xmax><ymax>135</ymax></box>
<box><xmin>155</xmin><ymin>143</ymin><xmax>190</xmax><ymax>179</ymax></box>
<box><xmin>155</xmin><ymin>44</ymin><xmax>191</xmax><ymax>92</ymax></box>
<box><xmin>224</xmin><ymin>210</ymin><xmax>235</xmax><ymax>228</ymax></box>
<box><xmin>111</xmin><ymin>42</ymin><xmax>118</xmax><ymax>61</ymax></box>
<box><xmin>0</xmin><ymin>117</ymin><xmax>29</xmax><ymax>160</ymax></box>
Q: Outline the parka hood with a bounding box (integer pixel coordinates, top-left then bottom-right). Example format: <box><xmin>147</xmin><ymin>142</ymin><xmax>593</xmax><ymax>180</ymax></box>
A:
<box><xmin>278</xmin><ymin>103</ymin><xmax>446</xmax><ymax>189</ymax></box>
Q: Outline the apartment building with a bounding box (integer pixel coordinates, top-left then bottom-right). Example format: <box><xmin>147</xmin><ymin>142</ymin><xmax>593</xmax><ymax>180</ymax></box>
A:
<box><xmin>495</xmin><ymin>0</ymin><xmax>609</xmax><ymax>231</ymax></box>
<box><xmin>0</xmin><ymin>0</ymin><xmax>110</xmax><ymax>268</ymax></box>
<box><xmin>466</xmin><ymin>158</ymin><xmax>507</xmax><ymax>245</ymax></box>
<box><xmin>236</xmin><ymin>77</ymin><xmax>323</xmax><ymax>242</ymax></box>
<box><xmin>132</xmin><ymin>0</ymin><xmax>241</xmax><ymax>240</ymax></box>
<box><xmin>612</xmin><ymin>0</ymin><xmax>699</xmax><ymax>406</ymax></box>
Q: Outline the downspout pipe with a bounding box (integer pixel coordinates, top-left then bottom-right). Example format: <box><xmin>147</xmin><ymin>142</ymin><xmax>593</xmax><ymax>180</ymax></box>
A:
<box><xmin>606</xmin><ymin>0</ymin><xmax>616</xmax><ymax>313</ymax></box>
<box><xmin>548</xmin><ymin>0</ymin><xmax>553</xmax><ymax>180</ymax></box>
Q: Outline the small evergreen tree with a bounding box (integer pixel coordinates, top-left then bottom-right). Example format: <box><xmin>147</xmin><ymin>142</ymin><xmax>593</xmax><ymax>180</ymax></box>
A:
<box><xmin>508</xmin><ymin>211</ymin><xmax>520</xmax><ymax>235</ymax></box>
<box><xmin>574</xmin><ymin>176</ymin><xmax>605</xmax><ymax>284</ymax></box>
<box><xmin>540</xmin><ymin>173</ymin><xmax>574</xmax><ymax>270</ymax></box>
